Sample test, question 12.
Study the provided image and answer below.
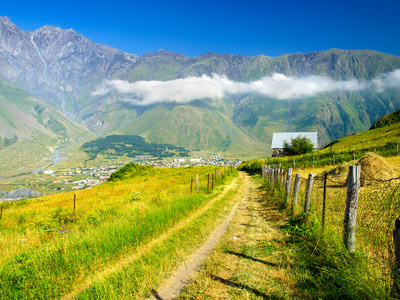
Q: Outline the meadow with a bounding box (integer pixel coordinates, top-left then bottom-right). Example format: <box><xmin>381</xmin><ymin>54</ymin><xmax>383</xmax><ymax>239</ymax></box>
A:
<box><xmin>239</xmin><ymin>121</ymin><xmax>400</xmax><ymax>174</ymax></box>
<box><xmin>0</xmin><ymin>164</ymin><xmax>240</xmax><ymax>299</ymax></box>
<box><xmin>257</xmin><ymin>154</ymin><xmax>400</xmax><ymax>299</ymax></box>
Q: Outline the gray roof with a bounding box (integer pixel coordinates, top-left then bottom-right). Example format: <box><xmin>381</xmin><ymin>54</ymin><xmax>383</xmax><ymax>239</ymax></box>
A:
<box><xmin>271</xmin><ymin>132</ymin><xmax>318</xmax><ymax>149</ymax></box>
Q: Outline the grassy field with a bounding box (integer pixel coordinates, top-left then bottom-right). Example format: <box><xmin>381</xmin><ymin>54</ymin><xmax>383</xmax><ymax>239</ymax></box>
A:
<box><xmin>239</xmin><ymin>120</ymin><xmax>400</xmax><ymax>174</ymax></box>
<box><xmin>235</xmin><ymin>115</ymin><xmax>400</xmax><ymax>298</ymax></box>
<box><xmin>0</xmin><ymin>165</ymin><xmax>240</xmax><ymax>299</ymax></box>
<box><xmin>242</xmin><ymin>155</ymin><xmax>400</xmax><ymax>299</ymax></box>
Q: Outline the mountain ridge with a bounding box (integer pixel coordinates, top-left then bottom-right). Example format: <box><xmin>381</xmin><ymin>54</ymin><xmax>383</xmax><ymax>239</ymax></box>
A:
<box><xmin>1</xmin><ymin>16</ymin><xmax>400</xmax><ymax>157</ymax></box>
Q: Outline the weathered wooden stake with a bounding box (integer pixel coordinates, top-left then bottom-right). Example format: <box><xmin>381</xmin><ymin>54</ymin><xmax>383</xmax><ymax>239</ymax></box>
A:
<box><xmin>292</xmin><ymin>174</ymin><xmax>301</xmax><ymax>211</ymax></box>
<box><xmin>0</xmin><ymin>205</ymin><xmax>3</xmax><ymax>220</ymax></box>
<box><xmin>353</xmin><ymin>151</ymin><xmax>356</xmax><ymax>160</ymax></box>
<box><xmin>190</xmin><ymin>177</ymin><xmax>193</xmax><ymax>194</ymax></box>
<box><xmin>293</xmin><ymin>159</ymin><xmax>296</xmax><ymax>170</ymax></box>
<box><xmin>322</xmin><ymin>173</ymin><xmax>327</xmax><ymax>231</ymax></box>
<box><xmin>207</xmin><ymin>173</ymin><xmax>210</xmax><ymax>191</ymax></box>
<box><xmin>397</xmin><ymin>144</ymin><xmax>399</xmax><ymax>155</ymax></box>
<box><xmin>74</xmin><ymin>194</ymin><xmax>76</xmax><ymax>211</ymax></box>
<box><xmin>332</xmin><ymin>154</ymin><xmax>335</xmax><ymax>165</ymax></box>
<box><xmin>304</xmin><ymin>173</ymin><xmax>314</xmax><ymax>214</ymax></box>
<box><xmin>393</xmin><ymin>216</ymin><xmax>400</xmax><ymax>285</ymax></box>
<box><xmin>274</xmin><ymin>168</ymin><xmax>279</xmax><ymax>183</ymax></box>
<box><xmin>312</xmin><ymin>156</ymin><xmax>315</xmax><ymax>168</ymax></box>
<box><xmin>344</xmin><ymin>165</ymin><xmax>361</xmax><ymax>253</ymax></box>
<box><xmin>196</xmin><ymin>174</ymin><xmax>199</xmax><ymax>192</ymax></box>
<box><xmin>285</xmin><ymin>168</ymin><xmax>293</xmax><ymax>199</ymax></box>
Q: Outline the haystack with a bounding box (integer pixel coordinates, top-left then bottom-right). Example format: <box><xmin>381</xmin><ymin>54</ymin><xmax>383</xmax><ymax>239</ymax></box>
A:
<box><xmin>356</xmin><ymin>152</ymin><xmax>398</xmax><ymax>186</ymax></box>
<box><xmin>325</xmin><ymin>152</ymin><xmax>397</xmax><ymax>186</ymax></box>
<box><xmin>325</xmin><ymin>161</ymin><xmax>353</xmax><ymax>185</ymax></box>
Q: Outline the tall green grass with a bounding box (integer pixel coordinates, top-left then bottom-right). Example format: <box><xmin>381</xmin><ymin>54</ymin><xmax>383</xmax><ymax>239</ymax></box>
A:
<box><xmin>0</xmin><ymin>165</ymin><xmax>238</xmax><ymax>299</ymax></box>
<box><xmin>259</xmin><ymin>175</ymin><xmax>399</xmax><ymax>299</ymax></box>
<box><xmin>239</xmin><ymin>122</ymin><xmax>400</xmax><ymax>174</ymax></box>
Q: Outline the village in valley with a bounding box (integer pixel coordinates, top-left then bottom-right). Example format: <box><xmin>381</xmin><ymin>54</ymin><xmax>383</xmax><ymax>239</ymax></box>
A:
<box><xmin>29</xmin><ymin>154</ymin><xmax>241</xmax><ymax>193</ymax></box>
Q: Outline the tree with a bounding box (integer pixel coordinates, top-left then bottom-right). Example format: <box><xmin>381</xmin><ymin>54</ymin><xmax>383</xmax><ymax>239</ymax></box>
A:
<box><xmin>283</xmin><ymin>136</ymin><xmax>314</xmax><ymax>156</ymax></box>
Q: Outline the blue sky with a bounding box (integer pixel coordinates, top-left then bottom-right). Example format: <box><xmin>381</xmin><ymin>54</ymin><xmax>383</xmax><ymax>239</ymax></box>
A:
<box><xmin>3</xmin><ymin>0</ymin><xmax>400</xmax><ymax>57</ymax></box>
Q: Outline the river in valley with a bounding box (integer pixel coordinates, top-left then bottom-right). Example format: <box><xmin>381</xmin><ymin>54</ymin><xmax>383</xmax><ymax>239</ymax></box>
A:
<box><xmin>32</xmin><ymin>146</ymin><xmax>68</xmax><ymax>174</ymax></box>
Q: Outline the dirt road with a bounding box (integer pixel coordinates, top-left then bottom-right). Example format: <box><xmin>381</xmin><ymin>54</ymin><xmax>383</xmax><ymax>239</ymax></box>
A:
<box><xmin>150</xmin><ymin>173</ymin><xmax>297</xmax><ymax>299</ymax></box>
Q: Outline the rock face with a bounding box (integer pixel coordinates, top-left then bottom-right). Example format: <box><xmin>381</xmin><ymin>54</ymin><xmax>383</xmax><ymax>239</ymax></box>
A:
<box><xmin>1</xmin><ymin>187</ymin><xmax>41</xmax><ymax>200</ymax></box>
<box><xmin>1</xmin><ymin>16</ymin><xmax>400</xmax><ymax>151</ymax></box>
<box><xmin>0</xmin><ymin>16</ymin><xmax>138</xmax><ymax>119</ymax></box>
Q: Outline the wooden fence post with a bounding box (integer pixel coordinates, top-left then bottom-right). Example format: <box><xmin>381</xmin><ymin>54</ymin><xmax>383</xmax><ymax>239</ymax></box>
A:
<box><xmin>312</xmin><ymin>156</ymin><xmax>315</xmax><ymax>168</ymax></box>
<box><xmin>397</xmin><ymin>144</ymin><xmax>399</xmax><ymax>155</ymax></box>
<box><xmin>285</xmin><ymin>168</ymin><xmax>293</xmax><ymax>199</ymax></box>
<box><xmin>393</xmin><ymin>216</ymin><xmax>400</xmax><ymax>286</ymax></box>
<box><xmin>292</xmin><ymin>174</ymin><xmax>301</xmax><ymax>211</ymax></box>
<box><xmin>332</xmin><ymin>154</ymin><xmax>335</xmax><ymax>166</ymax></box>
<box><xmin>196</xmin><ymin>174</ymin><xmax>199</xmax><ymax>192</ymax></box>
<box><xmin>190</xmin><ymin>177</ymin><xmax>193</xmax><ymax>194</ymax></box>
<box><xmin>344</xmin><ymin>165</ymin><xmax>361</xmax><ymax>253</ymax></box>
<box><xmin>293</xmin><ymin>160</ymin><xmax>296</xmax><ymax>170</ymax></box>
<box><xmin>0</xmin><ymin>205</ymin><xmax>3</xmax><ymax>219</ymax></box>
<box><xmin>322</xmin><ymin>173</ymin><xmax>327</xmax><ymax>231</ymax></box>
<box><xmin>304</xmin><ymin>173</ymin><xmax>315</xmax><ymax>214</ymax></box>
<box><xmin>207</xmin><ymin>173</ymin><xmax>210</xmax><ymax>191</ymax></box>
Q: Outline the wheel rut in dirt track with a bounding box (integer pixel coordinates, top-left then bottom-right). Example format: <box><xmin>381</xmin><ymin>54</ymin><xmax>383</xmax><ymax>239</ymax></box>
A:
<box><xmin>61</xmin><ymin>173</ymin><xmax>244</xmax><ymax>300</ymax></box>
<box><xmin>147</xmin><ymin>173</ymin><xmax>250</xmax><ymax>300</ymax></box>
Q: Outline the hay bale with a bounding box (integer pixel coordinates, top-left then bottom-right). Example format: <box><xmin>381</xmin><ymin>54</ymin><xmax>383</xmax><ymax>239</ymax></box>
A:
<box><xmin>356</xmin><ymin>152</ymin><xmax>398</xmax><ymax>186</ymax></box>
<box><xmin>323</xmin><ymin>152</ymin><xmax>397</xmax><ymax>186</ymax></box>
<box><xmin>325</xmin><ymin>161</ymin><xmax>353</xmax><ymax>185</ymax></box>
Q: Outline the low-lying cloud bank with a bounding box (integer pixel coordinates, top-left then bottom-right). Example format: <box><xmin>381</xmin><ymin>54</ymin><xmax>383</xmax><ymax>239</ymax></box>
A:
<box><xmin>92</xmin><ymin>69</ymin><xmax>400</xmax><ymax>105</ymax></box>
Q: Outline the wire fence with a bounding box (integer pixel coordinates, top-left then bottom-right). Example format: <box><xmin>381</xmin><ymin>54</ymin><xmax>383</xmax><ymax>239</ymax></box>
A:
<box><xmin>262</xmin><ymin>165</ymin><xmax>400</xmax><ymax>287</ymax></box>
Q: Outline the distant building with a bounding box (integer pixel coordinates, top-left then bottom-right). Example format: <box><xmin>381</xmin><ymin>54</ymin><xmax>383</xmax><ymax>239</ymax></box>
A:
<box><xmin>271</xmin><ymin>132</ymin><xmax>318</xmax><ymax>157</ymax></box>
<box><xmin>190</xmin><ymin>158</ymin><xmax>202</xmax><ymax>163</ymax></box>
<box><xmin>43</xmin><ymin>170</ymin><xmax>54</xmax><ymax>175</ymax></box>
<box><xmin>135</xmin><ymin>155</ymin><xmax>153</xmax><ymax>160</ymax></box>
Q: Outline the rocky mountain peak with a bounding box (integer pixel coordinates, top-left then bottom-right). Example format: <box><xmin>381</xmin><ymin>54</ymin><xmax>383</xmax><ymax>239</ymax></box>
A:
<box><xmin>0</xmin><ymin>16</ymin><xmax>16</xmax><ymax>28</ymax></box>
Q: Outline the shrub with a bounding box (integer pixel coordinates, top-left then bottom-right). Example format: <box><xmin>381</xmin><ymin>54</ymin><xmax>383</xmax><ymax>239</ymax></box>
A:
<box><xmin>283</xmin><ymin>136</ymin><xmax>314</xmax><ymax>156</ymax></box>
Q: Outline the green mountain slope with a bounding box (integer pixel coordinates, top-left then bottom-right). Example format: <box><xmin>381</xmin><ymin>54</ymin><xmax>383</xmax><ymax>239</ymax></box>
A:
<box><xmin>239</xmin><ymin>109</ymin><xmax>400</xmax><ymax>173</ymax></box>
<box><xmin>80</xmin><ymin>49</ymin><xmax>400</xmax><ymax>152</ymax></box>
<box><xmin>370</xmin><ymin>108</ymin><xmax>400</xmax><ymax>129</ymax></box>
<box><xmin>2</xmin><ymin>17</ymin><xmax>400</xmax><ymax>158</ymax></box>
<box><xmin>0</xmin><ymin>77</ymin><xmax>95</xmax><ymax>177</ymax></box>
<box><xmin>117</xmin><ymin>102</ymin><xmax>267</xmax><ymax>158</ymax></box>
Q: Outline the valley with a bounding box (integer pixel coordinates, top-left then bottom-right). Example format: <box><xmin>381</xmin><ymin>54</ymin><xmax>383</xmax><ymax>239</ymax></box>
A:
<box><xmin>0</xmin><ymin>14</ymin><xmax>400</xmax><ymax>299</ymax></box>
<box><xmin>2</xmin><ymin>16</ymin><xmax>400</xmax><ymax>176</ymax></box>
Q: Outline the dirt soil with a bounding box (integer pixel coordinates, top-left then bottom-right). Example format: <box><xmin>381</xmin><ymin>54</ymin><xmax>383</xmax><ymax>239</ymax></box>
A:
<box><xmin>62</xmin><ymin>176</ymin><xmax>242</xmax><ymax>300</ymax></box>
<box><xmin>153</xmin><ymin>174</ymin><xmax>298</xmax><ymax>299</ymax></box>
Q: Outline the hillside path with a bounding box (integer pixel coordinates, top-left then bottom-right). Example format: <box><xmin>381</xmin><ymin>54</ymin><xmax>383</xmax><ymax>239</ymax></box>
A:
<box><xmin>61</xmin><ymin>173</ymin><xmax>242</xmax><ymax>300</ymax></box>
<box><xmin>147</xmin><ymin>173</ymin><xmax>249</xmax><ymax>300</ymax></box>
<box><xmin>177</xmin><ymin>175</ymin><xmax>298</xmax><ymax>299</ymax></box>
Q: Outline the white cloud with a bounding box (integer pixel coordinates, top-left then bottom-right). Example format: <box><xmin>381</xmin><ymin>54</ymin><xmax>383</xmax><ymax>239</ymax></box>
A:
<box><xmin>372</xmin><ymin>69</ymin><xmax>400</xmax><ymax>92</ymax></box>
<box><xmin>92</xmin><ymin>70</ymin><xmax>400</xmax><ymax>105</ymax></box>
